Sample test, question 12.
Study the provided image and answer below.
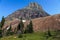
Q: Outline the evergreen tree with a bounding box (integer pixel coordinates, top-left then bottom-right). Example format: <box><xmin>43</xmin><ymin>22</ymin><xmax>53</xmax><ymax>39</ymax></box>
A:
<box><xmin>0</xmin><ymin>29</ymin><xmax>2</xmax><ymax>38</ymax></box>
<box><xmin>1</xmin><ymin>16</ymin><xmax>5</xmax><ymax>28</ymax></box>
<box><xmin>0</xmin><ymin>22</ymin><xmax>2</xmax><ymax>38</ymax></box>
<box><xmin>17</xmin><ymin>17</ymin><xmax>24</xmax><ymax>33</ymax></box>
<box><xmin>24</xmin><ymin>25</ymin><xmax>29</xmax><ymax>33</ymax></box>
<box><xmin>17</xmin><ymin>22</ymin><xmax>21</xmax><ymax>30</ymax></box>
<box><xmin>0</xmin><ymin>23</ymin><xmax>1</xmax><ymax>28</ymax></box>
<box><xmin>47</xmin><ymin>28</ymin><xmax>52</xmax><ymax>37</ymax></box>
<box><xmin>0</xmin><ymin>16</ymin><xmax>5</xmax><ymax>37</ymax></box>
<box><xmin>24</xmin><ymin>20</ymin><xmax>33</xmax><ymax>33</ymax></box>
<box><xmin>44</xmin><ymin>28</ymin><xmax>52</xmax><ymax>39</ymax></box>
<box><xmin>28</xmin><ymin>20</ymin><xmax>33</xmax><ymax>33</ymax></box>
<box><xmin>17</xmin><ymin>18</ymin><xmax>24</xmax><ymax>38</ymax></box>
<box><xmin>20</xmin><ymin>18</ymin><xmax>24</xmax><ymax>30</ymax></box>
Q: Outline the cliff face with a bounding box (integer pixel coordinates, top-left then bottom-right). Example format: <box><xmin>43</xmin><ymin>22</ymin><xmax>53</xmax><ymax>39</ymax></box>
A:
<box><xmin>5</xmin><ymin>2</ymin><xmax>49</xmax><ymax>21</ymax></box>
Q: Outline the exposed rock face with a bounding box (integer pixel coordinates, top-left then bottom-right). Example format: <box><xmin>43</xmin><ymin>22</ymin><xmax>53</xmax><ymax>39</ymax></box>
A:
<box><xmin>5</xmin><ymin>2</ymin><xmax>49</xmax><ymax>21</ymax></box>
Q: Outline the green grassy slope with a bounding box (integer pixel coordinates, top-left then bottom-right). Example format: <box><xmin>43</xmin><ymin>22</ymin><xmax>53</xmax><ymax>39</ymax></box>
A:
<box><xmin>0</xmin><ymin>32</ymin><xmax>60</xmax><ymax>40</ymax></box>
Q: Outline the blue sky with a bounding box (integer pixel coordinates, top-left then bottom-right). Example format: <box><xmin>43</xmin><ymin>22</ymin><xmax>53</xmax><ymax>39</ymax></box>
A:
<box><xmin>0</xmin><ymin>0</ymin><xmax>60</xmax><ymax>20</ymax></box>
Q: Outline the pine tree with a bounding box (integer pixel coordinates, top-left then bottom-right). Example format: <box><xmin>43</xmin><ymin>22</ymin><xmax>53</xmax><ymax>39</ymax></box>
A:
<box><xmin>17</xmin><ymin>22</ymin><xmax>20</xmax><ymax>30</ymax></box>
<box><xmin>0</xmin><ymin>16</ymin><xmax>5</xmax><ymax>37</ymax></box>
<box><xmin>0</xmin><ymin>29</ymin><xmax>2</xmax><ymax>38</ymax></box>
<box><xmin>28</xmin><ymin>20</ymin><xmax>33</xmax><ymax>33</ymax></box>
<box><xmin>24</xmin><ymin>25</ymin><xmax>29</xmax><ymax>33</ymax></box>
<box><xmin>20</xmin><ymin>18</ymin><xmax>24</xmax><ymax>31</ymax></box>
<box><xmin>17</xmin><ymin>17</ymin><xmax>24</xmax><ymax>33</ymax></box>
<box><xmin>0</xmin><ymin>23</ymin><xmax>1</xmax><ymax>29</ymax></box>
<box><xmin>1</xmin><ymin>16</ymin><xmax>5</xmax><ymax>28</ymax></box>
<box><xmin>24</xmin><ymin>20</ymin><xmax>33</xmax><ymax>33</ymax></box>
<box><xmin>17</xmin><ymin>18</ymin><xmax>24</xmax><ymax>38</ymax></box>
<box><xmin>0</xmin><ymin>22</ymin><xmax>2</xmax><ymax>38</ymax></box>
<box><xmin>47</xmin><ymin>29</ymin><xmax>52</xmax><ymax>37</ymax></box>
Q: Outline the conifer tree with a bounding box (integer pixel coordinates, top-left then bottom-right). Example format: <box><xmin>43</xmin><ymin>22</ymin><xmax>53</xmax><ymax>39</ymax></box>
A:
<box><xmin>47</xmin><ymin>29</ymin><xmax>52</xmax><ymax>37</ymax></box>
<box><xmin>0</xmin><ymin>16</ymin><xmax>5</xmax><ymax>37</ymax></box>
<box><xmin>17</xmin><ymin>17</ymin><xmax>24</xmax><ymax>33</ymax></box>
<box><xmin>24</xmin><ymin>25</ymin><xmax>29</xmax><ymax>33</ymax></box>
<box><xmin>0</xmin><ymin>21</ymin><xmax>2</xmax><ymax>38</ymax></box>
<box><xmin>0</xmin><ymin>29</ymin><xmax>2</xmax><ymax>38</ymax></box>
<box><xmin>28</xmin><ymin>20</ymin><xmax>33</xmax><ymax>33</ymax></box>
<box><xmin>1</xmin><ymin>16</ymin><xmax>5</xmax><ymax>28</ymax></box>
<box><xmin>17</xmin><ymin>22</ymin><xmax>20</xmax><ymax>30</ymax></box>
<box><xmin>17</xmin><ymin>18</ymin><xmax>24</xmax><ymax>38</ymax></box>
<box><xmin>0</xmin><ymin>23</ymin><xmax>1</xmax><ymax>29</ymax></box>
<box><xmin>24</xmin><ymin>20</ymin><xmax>33</xmax><ymax>33</ymax></box>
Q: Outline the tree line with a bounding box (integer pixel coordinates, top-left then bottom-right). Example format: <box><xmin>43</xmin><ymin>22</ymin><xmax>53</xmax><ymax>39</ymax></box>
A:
<box><xmin>0</xmin><ymin>16</ymin><xmax>34</xmax><ymax>38</ymax></box>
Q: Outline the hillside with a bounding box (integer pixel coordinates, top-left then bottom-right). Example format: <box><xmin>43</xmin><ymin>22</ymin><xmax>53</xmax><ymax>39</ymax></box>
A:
<box><xmin>1</xmin><ymin>32</ymin><xmax>60</xmax><ymax>40</ymax></box>
<box><xmin>3</xmin><ymin>14</ymin><xmax>60</xmax><ymax>32</ymax></box>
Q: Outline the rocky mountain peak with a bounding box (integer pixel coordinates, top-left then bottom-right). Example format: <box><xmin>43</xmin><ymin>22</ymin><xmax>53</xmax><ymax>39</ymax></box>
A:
<box><xmin>25</xmin><ymin>2</ymin><xmax>42</xmax><ymax>10</ymax></box>
<box><xmin>6</xmin><ymin>2</ymin><xmax>50</xmax><ymax>21</ymax></box>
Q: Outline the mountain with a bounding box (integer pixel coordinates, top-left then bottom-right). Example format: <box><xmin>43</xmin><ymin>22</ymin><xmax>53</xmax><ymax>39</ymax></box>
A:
<box><xmin>5</xmin><ymin>2</ymin><xmax>49</xmax><ymax>21</ymax></box>
<box><xmin>3</xmin><ymin>2</ymin><xmax>60</xmax><ymax>32</ymax></box>
<box><xmin>3</xmin><ymin>2</ymin><xmax>51</xmax><ymax>32</ymax></box>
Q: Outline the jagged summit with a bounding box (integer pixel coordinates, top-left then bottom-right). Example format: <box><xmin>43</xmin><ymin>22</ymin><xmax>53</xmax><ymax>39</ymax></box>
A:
<box><xmin>25</xmin><ymin>2</ymin><xmax>42</xmax><ymax>10</ymax></box>
<box><xmin>6</xmin><ymin>2</ymin><xmax>50</xmax><ymax>21</ymax></box>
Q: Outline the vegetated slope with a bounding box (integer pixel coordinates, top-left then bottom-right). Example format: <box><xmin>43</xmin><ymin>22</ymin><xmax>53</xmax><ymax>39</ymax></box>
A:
<box><xmin>1</xmin><ymin>32</ymin><xmax>60</xmax><ymax>40</ymax></box>
<box><xmin>3</xmin><ymin>14</ymin><xmax>60</xmax><ymax>32</ymax></box>
<box><xmin>5</xmin><ymin>2</ymin><xmax>49</xmax><ymax>21</ymax></box>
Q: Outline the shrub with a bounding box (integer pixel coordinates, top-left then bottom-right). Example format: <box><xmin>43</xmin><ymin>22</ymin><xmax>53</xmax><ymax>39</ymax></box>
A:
<box><xmin>6</xmin><ymin>31</ymin><xmax>14</xmax><ymax>36</ymax></box>
<box><xmin>0</xmin><ymin>30</ymin><xmax>2</xmax><ymax>38</ymax></box>
<box><xmin>18</xmin><ymin>34</ymin><xmax>23</xmax><ymax>38</ymax></box>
